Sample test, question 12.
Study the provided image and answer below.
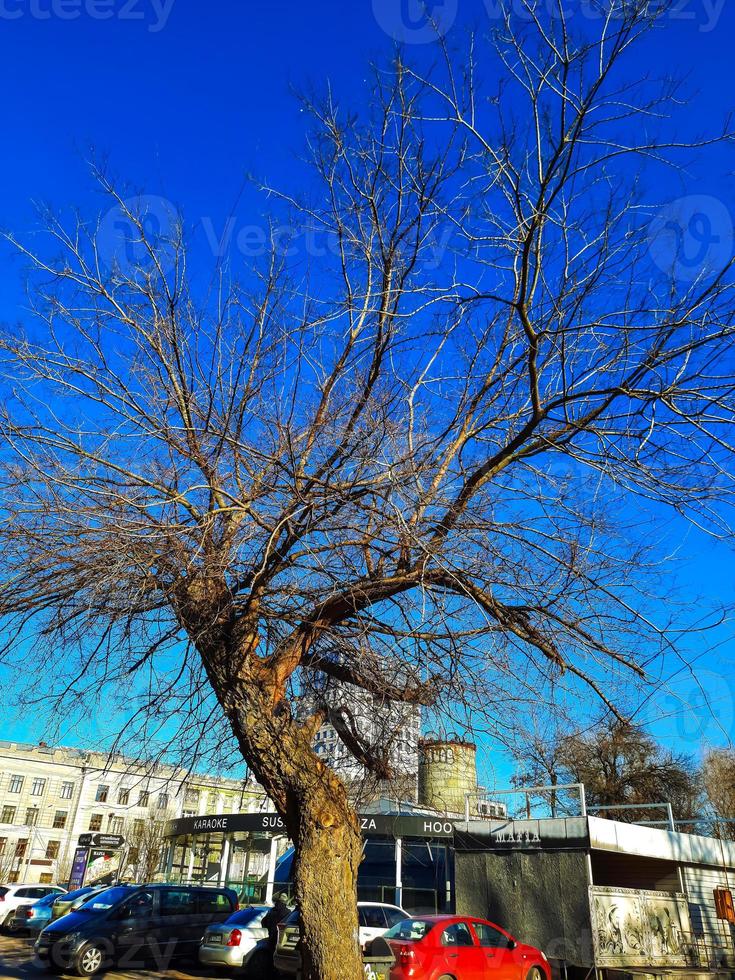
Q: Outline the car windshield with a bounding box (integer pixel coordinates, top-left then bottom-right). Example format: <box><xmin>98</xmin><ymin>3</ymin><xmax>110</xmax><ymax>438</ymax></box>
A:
<box><xmin>0</xmin><ymin>888</ymin><xmax>8</xmax><ymax>898</ymax></box>
<box><xmin>385</xmin><ymin>919</ymin><xmax>433</xmax><ymax>941</ymax></box>
<box><xmin>78</xmin><ymin>887</ymin><xmax>132</xmax><ymax>912</ymax></box>
<box><xmin>226</xmin><ymin>906</ymin><xmax>265</xmax><ymax>926</ymax></box>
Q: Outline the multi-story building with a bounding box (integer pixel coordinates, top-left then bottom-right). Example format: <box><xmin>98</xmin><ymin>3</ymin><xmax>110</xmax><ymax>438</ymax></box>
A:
<box><xmin>0</xmin><ymin>741</ymin><xmax>267</xmax><ymax>885</ymax></box>
<box><xmin>306</xmin><ymin>680</ymin><xmax>422</xmax><ymax>799</ymax></box>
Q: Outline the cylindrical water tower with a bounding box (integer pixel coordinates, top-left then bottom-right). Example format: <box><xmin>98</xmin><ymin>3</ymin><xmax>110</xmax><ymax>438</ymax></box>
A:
<box><xmin>418</xmin><ymin>738</ymin><xmax>478</xmax><ymax>816</ymax></box>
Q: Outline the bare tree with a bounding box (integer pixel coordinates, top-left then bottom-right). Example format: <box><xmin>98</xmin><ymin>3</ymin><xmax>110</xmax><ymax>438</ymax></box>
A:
<box><xmin>702</xmin><ymin>749</ymin><xmax>735</xmax><ymax>840</ymax></box>
<box><xmin>0</xmin><ymin>3</ymin><xmax>734</xmax><ymax>977</ymax></box>
<box><xmin>123</xmin><ymin>812</ymin><xmax>172</xmax><ymax>883</ymax></box>
<box><xmin>559</xmin><ymin>719</ymin><xmax>702</xmax><ymax>823</ymax></box>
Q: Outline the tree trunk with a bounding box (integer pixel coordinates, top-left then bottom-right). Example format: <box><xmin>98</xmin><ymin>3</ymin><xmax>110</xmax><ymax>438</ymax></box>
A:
<box><xmin>292</xmin><ymin>797</ymin><xmax>364</xmax><ymax>980</ymax></box>
<box><xmin>218</xmin><ymin>675</ymin><xmax>365</xmax><ymax>980</ymax></box>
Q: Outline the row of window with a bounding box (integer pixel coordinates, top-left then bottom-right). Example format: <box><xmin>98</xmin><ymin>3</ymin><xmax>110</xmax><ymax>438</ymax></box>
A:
<box><xmin>2</xmin><ymin>775</ymin><xmax>76</xmax><ymax>798</ymax></box>
<box><xmin>2</xmin><ymin>775</ymin><xmax>171</xmax><ymax>810</ymax></box>
<box><xmin>1</xmin><ymin>806</ymin><xmax>69</xmax><ymax>828</ymax></box>
<box><xmin>95</xmin><ymin>784</ymin><xmax>167</xmax><ymax>809</ymax></box>
<box><xmin>0</xmin><ymin>808</ymin><xmax>147</xmax><ymax>832</ymax></box>
<box><xmin>0</xmin><ymin>836</ymin><xmax>60</xmax><ymax>859</ymax></box>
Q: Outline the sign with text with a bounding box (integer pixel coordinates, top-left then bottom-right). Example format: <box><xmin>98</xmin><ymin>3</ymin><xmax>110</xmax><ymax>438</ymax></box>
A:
<box><xmin>69</xmin><ymin>847</ymin><xmax>90</xmax><ymax>890</ymax></box>
<box><xmin>78</xmin><ymin>833</ymin><xmax>125</xmax><ymax>849</ymax></box>
<box><xmin>165</xmin><ymin>811</ymin><xmax>456</xmax><ymax>840</ymax></box>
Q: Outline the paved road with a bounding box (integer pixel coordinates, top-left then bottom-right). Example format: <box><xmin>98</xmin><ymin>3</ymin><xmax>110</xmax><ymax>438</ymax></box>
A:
<box><xmin>0</xmin><ymin>935</ymin><xmax>227</xmax><ymax>979</ymax></box>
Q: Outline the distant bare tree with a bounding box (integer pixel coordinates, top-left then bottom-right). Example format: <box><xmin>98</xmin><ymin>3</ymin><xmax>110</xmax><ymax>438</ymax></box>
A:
<box><xmin>1</xmin><ymin>3</ymin><xmax>734</xmax><ymax>977</ymax></box>
<box><xmin>559</xmin><ymin>720</ymin><xmax>702</xmax><ymax>823</ymax></box>
<box><xmin>702</xmin><ymin>749</ymin><xmax>735</xmax><ymax>840</ymax></box>
<box><xmin>123</xmin><ymin>812</ymin><xmax>172</xmax><ymax>883</ymax></box>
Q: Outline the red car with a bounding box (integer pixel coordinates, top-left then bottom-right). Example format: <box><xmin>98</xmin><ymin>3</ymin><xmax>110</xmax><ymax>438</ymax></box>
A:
<box><xmin>381</xmin><ymin>914</ymin><xmax>550</xmax><ymax>980</ymax></box>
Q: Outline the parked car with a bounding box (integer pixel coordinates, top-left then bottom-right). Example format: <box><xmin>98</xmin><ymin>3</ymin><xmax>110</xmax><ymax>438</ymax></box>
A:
<box><xmin>199</xmin><ymin>904</ymin><xmax>271</xmax><ymax>976</ymax></box>
<box><xmin>0</xmin><ymin>884</ymin><xmax>66</xmax><ymax>930</ymax></box>
<box><xmin>50</xmin><ymin>886</ymin><xmax>107</xmax><ymax>921</ymax></box>
<box><xmin>274</xmin><ymin>901</ymin><xmax>407</xmax><ymax>977</ymax></box>
<box><xmin>35</xmin><ymin>883</ymin><xmax>238</xmax><ymax>976</ymax></box>
<box><xmin>375</xmin><ymin>914</ymin><xmax>550</xmax><ymax>980</ymax></box>
<box><xmin>7</xmin><ymin>891</ymin><xmax>64</xmax><ymax>935</ymax></box>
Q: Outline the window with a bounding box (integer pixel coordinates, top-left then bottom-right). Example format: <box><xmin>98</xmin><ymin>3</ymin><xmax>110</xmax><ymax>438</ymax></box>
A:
<box><xmin>359</xmin><ymin>906</ymin><xmax>388</xmax><ymax>929</ymax></box>
<box><xmin>441</xmin><ymin>922</ymin><xmax>475</xmax><ymax>947</ymax></box>
<box><xmin>95</xmin><ymin>784</ymin><xmax>109</xmax><ymax>803</ymax></box>
<box><xmin>161</xmin><ymin>888</ymin><xmax>197</xmax><ymax>916</ymax></box>
<box><xmin>385</xmin><ymin>919</ymin><xmax>433</xmax><ymax>941</ymax></box>
<box><xmin>88</xmin><ymin>813</ymin><xmax>103</xmax><ymax>831</ymax></box>
<box><xmin>39</xmin><ymin>873</ymin><xmax>53</xmax><ymax>884</ymax></box>
<box><xmin>52</xmin><ymin>810</ymin><xmax>67</xmax><ymax>829</ymax></box>
<box><xmin>30</xmin><ymin>778</ymin><xmax>46</xmax><ymax>796</ymax></box>
<box><xmin>384</xmin><ymin>908</ymin><xmax>408</xmax><ymax>928</ymax></box>
<box><xmin>158</xmin><ymin>793</ymin><xmax>168</xmax><ymax>810</ymax></box>
<box><xmin>473</xmin><ymin>922</ymin><xmax>511</xmax><ymax>948</ymax></box>
<box><xmin>8</xmin><ymin>871</ymin><xmax>19</xmax><ymax>883</ymax></box>
<box><xmin>0</xmin><ymin>838</ymin><xmax>6</xmax><ymax>853</ymax></box>
<box><xmin>60</xmin><ymin>781</ymin><xmax>74</xmax><ymax>800</ymax></box>
<box><xmin>118</xmin><ymin>788</ymin><xmax>130</xmax><ymax>806</ymax></box>
<box><xmin>8</xmin><ymin>775</ymin><xmax>24</xmax><ymax>794</ymax></box>
<box><xmin>1</xmin><ymin>806</ymin><xmax>17</xmax><ymax>824</ymax></box>
<box><xmin>45</xmin><ymin>841</ymin><xmax>60</xmax><ymax>860</ymax></box>
<box><xmin>25</xmin><ymin>808</ymin><xmax>39</xmax><ymax>826</ymax></box>
<box><xmin>132</xmin><ymin>819</ymin><xmax>145</xmax><ymax>837</ymax></box>
<box><xmin>108</xmin><ymin>816</ymin><xmax>124</xmax><ymax>834</ymax></box>
<box><xmin>196</xmin><ymin>889</ymin><xmax>232</xmax><ymax>914</ymax></box>
<box><xmin>15</xmin><ymin>838</ymin><xmax>28</xmax><ymax>858</ymax></box>
<box><xmin>119</xmin><ymin>890</ymin><xmax>154</xmax><ymax>918</ymax></box>
<box><xmin>139</xmin><ymin>791</ymin><xmax>150</xmax><ymax>808</ymax></box>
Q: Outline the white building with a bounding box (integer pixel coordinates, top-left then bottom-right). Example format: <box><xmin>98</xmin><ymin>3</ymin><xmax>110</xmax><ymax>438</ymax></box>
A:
<box><xmin>0</xmin><ymin>741</ymin><xmax>267</xmax><ymax>885</ymax></box>
<box><xmin>307</xmin><ymin>681</ymin><xmax>422</xmax><ymax>798</ymax></box>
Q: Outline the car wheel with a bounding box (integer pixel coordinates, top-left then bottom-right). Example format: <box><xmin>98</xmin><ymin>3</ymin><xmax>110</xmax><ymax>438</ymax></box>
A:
<box><xmin>527</xmin><ymin>968</ymin><xmax>544</xmax><ymax>980</ymax></box>
<box><xmin>74</xmin><ymin>943</ymin><xmax>106</xmax><ymax>977</ymax></box>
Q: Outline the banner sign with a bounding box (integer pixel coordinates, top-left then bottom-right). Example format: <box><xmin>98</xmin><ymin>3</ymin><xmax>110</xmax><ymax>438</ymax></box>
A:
<box><xmin>165</xmin><ymin>811</ymin><xmax>456</xmax><ymax>840</ymax></box>
<box><xmin>78</xmin><ymin>833</ymin><xmax>125</xmax><ymax>849</ymax></box>
<box><xmin>86</xmin><ymin>847</ymin><xmax>122</xmax><ymax>884</ymax></box>
<box><xmin>69</xmin><ymin>846</ymin><xmax>90</xmax><ymax>890</ymax></box>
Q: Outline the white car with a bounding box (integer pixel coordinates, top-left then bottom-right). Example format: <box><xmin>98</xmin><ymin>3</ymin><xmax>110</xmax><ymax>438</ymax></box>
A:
<box><xmin>274</xmin><ymin>901</ymin><xmax>408</xmax><ymax>976</ymax></box>
<box><xmin>0</xmin><ymin>884</ymin><xmax>66</xmax><ymax>930</ymax></box>
<box><xmin>199</xmin><ymin>905</ymin><xmax>271</xmax><ymax>976</ymax></box>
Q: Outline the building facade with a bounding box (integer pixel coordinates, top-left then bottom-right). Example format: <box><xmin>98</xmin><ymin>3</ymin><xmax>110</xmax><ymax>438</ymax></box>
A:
<box><xmin>307</xmin><ymin>681</ymin><xmax>421</xmax><ymax>796</ymax></box>
<box><xmin>0</xmin><ymin>741</ymin><xmax>267</xmax><ymax>885</ymax></box>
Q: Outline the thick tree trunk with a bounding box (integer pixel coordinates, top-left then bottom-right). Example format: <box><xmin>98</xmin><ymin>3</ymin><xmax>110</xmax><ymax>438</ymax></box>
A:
<box><xmin>175</xmin><ymin>592</ymin><xmax>366</xmax><ymax>980</ymax></box>
<box><xmin>291</xmin><ymin>796</ymin><xmax>364</xmax><ymax>980</ymax></box>
<box><xmin>220</xmin><ymin>674</ymin><xmax>365</xmax><ymax>980</ymax></box>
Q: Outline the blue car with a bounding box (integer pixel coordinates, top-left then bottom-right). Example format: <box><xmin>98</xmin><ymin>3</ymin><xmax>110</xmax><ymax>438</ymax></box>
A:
<box><xmin>8</xmin><ymin>891</ymin><xmax>62</xmax><ymax>935</ymax></box>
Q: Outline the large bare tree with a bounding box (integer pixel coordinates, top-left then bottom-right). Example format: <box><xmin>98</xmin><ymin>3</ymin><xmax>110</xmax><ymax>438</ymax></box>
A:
<box><xmin>1</xmin><ymin>3</ymin><xmax>734</xmax><ymax>976</ymax></box>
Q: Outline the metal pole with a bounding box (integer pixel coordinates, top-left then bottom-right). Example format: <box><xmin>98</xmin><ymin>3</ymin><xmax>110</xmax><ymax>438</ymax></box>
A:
<box><xmin>395</xmin><ymin>837</ymin><xmax>403</xmax><ymax>909</ymax></box>
<box><xmin>265</xmin><ymin>836</ymin><xmax>279</xmax><ymax>904</ymax></box>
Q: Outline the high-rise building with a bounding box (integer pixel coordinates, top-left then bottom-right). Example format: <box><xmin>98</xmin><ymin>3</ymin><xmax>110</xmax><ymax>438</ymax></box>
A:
<box><xmin>306</xmin><ymin>680</ymin><xmax>422</xmax><ymax>800</ymax></box>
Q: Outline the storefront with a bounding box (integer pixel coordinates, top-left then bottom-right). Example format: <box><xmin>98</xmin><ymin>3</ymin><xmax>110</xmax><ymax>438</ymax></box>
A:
<box><xmin>164</xmin><ymin>809</ymin><xmax>735</xmax><ymax>978</ymax></box>
<box><xmin>163</xmin><ymin>811</ymin><xmax>455</xmax><ymax>914</ymax></box>
<box><xmin>454</xmin><ymin>815</ymin><xmax>735</xmax><ymax>978</ymax></box>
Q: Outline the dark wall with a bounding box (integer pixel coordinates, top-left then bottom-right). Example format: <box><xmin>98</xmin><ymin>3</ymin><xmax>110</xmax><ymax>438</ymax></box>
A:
<box><xmin>455</xmin><ymin>849</ymin><xmax>595</xmax><ymax>969</ymax></box>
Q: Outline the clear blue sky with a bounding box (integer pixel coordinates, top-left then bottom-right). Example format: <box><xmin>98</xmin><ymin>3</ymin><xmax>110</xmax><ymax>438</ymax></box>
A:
<box><xmin>0</xmin><ymin>0</ymin><xmax>733</xmax><ymax>784</ymax></box>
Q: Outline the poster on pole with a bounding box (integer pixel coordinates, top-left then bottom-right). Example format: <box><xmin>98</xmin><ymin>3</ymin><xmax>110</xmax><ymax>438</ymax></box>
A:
<box><xmin>69</xmin><ymin>847</ymin><xmax>90</xmax><ymax>890</ymax></box>
<box><xmin>86</xmin><ymin>847</ymin><xmax>121</xmax><ymax>884</ymax></box>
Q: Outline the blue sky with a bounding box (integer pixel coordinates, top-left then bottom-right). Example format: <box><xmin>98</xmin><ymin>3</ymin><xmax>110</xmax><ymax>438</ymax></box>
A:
<box><xmin>1</xmin><ymin>0</ymin><xmax>733</xmax><ymax>786</ymax></box>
